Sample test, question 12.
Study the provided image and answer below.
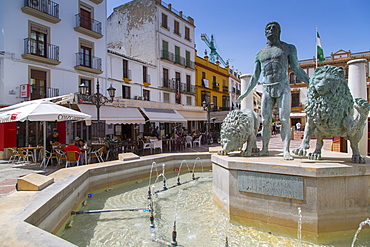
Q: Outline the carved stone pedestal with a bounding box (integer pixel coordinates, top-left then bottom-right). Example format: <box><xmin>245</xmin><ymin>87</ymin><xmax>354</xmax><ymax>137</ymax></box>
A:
<box><xmin>212</xmin><ymin>150</ymin><xmax>370</xmax><ymax>245</ymax></box>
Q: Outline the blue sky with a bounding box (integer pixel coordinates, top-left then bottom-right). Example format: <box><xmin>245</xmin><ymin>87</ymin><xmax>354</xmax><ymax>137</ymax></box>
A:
<box><xmin>107</xmin><ymin>0</ymin><xmax>370</xmax><ymax>74</ymax></box>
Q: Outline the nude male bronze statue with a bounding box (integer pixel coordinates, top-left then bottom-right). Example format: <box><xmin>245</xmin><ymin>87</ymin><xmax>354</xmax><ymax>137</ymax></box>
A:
<box><xmin>238</xmin><ymin>22</ymin><xmax>309</xmax><ymax>160</ymax></box>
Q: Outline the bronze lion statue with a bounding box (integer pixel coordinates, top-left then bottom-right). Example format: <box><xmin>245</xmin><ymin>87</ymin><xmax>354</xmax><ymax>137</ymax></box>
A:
<box><xmin>218</xmin><ymin>108</ymin><xmax>260</xmax><ymax>156</ymax></box>
<box><xmin>292</xmin><ymin>65</ymin><xmax>370</xmax><ymax>163</ymax></box>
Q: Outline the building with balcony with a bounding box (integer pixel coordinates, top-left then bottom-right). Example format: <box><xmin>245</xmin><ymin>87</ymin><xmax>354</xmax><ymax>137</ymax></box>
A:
<box><xmin>288</xmin><ymin>49</ymin><xmax>370</xmax><ymax>129</ymax></box>
<box><xmin>107</xmin><ymin>0</ymin><xmax>204</xmax><ymax>134</ymax></box>
<box><xmin>0</xmin><ymin>0</ymin><xmax>108</xmax><ymax>153</ymax></box>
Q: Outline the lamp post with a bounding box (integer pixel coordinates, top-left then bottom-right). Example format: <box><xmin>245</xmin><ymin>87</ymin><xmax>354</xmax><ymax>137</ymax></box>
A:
<box><xmin>79</xmin><ymin>79</ymin><xmax>116</xmax><ymax>121</ymax></box>
<box><xmin>202</xmin><ymin>100</ymin><xmax>214</xmax><ymax>144</ymax></box>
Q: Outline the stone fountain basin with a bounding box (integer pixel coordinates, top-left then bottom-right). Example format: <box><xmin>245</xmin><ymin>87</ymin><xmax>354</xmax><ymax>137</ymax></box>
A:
<box><xmin>0</xmin><ymin>153</ymin><xmax>211</xmax><ymax>246</ymax></box>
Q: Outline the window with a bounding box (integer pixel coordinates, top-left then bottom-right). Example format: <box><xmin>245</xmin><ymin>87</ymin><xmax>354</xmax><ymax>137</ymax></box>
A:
<box><xmin>30</xmin><ymin>29</ymin><xmax>47</xmax><ymax>57</ymax></box>
<box><xmin>163</xmin><ymin>92</ymin><xmax>170</xmax><ymax>103</ymax></box>
<box><xmin>122</xmin><ymin>85</ymin><xmax>131</xmax><ymax>99</ymax></box>
<box><xmin>30</xmin><ymin>69</ymin><xmax>47</xmax><ymax>100</ymax></box>
<box><xmin>174</xmin><ymin>20</ymin><xmax>180</xmax><ymax>35</ymax></box>
<box><xmin>161</xmin><ymin>13</ymin><xmax>168</xmax><ymax>29</ymax></box>
<box><xmin>143</xmin><ymin>89</ymin><xmax>150</xmax><ymax>101</ymax></box>
<box><xmin>29</xmin><ymin>23</ymin><xmax>49</xmax><ymax>57</ymax></box>
<box><xmin>123</xmin><ymin>59</ymin><xmax>129</xmax><ymax>79</ymax></box>
<box><xmin>186</xmin><ymin>75</ymin><xmax>191</xmax><ymax>92</ymax></box>
<box><xmin>80</xmin><ymin>78</ymin><xmax>92</xmax><ymax>95</ymax></box>
<box><xmin>175</xmin><ymin>46</ymin><xmax>180</xmax><ymax>64</ymax></box>
<box><xmin>185</xmin><ymin>27</ymin><xmax>190</xmax><ymax>41</ymax></box>
<box><xmin>213</xmin><ymin>96</ymin><xmax>217</xmax><ymax>109</ymax></box>
<box><xmin>175</xmin><ymin>72</ymin><xmax>181</xmax><ymax>104</ymax></box>
<box><xmin>143</xmin><ymin>66</ymin><xmax>148</xmax><ymax>82</ymax></box>
<box><xmin>186</xmin><ymin>96</ymin><xmax>191</xmax><ymax>105</ymax></box>
<box><xmin>80</xmin><ymin>5</ymin><xmax>92</xmax><ymax>30</ymax></box>
<box><xmin>80</xmin><ymin>46</ymin><xmax>91</xmax><ymax>67</ymax></box>
<box><xmin>185</xmin><ymin>50</ymin><xmax>191</xmax><ymax>67</ymax></box>
<box><xmin>163</xmin><ymin>68</ymin><xmax>169</xmax><ymax>87</ymax></box>
<box><xmin>291</xmin><ymin>92</ymin><xmax>300</xmax><ymax>107</ymax></box>
<box><xmin>162</xmin><ymin>40</ymin><xmax>169</xmax><ymax>60</ymax></box>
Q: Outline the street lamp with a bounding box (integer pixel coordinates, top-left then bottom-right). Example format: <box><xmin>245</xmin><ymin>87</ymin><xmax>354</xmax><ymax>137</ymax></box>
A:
<box><xmin>79</xmin><ymin>79</ymin><xmax>116</xmax><ymax>121</ymax></box>
<box><xmin>202</xmin><ymin>100</ymin><xmax>214</xmax><ymax>144</ymax></box>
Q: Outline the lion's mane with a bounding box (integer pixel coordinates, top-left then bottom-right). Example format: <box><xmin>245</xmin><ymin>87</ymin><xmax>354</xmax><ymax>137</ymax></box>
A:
<box><xmin>305</xmin><ymin>65</ymin><xmax>353</xmax><ymax>130</ymax></box>
<box><xmin>220</xmin><ymin>110</ymin><xmax>251</xmax><ymax>151</ymax></box>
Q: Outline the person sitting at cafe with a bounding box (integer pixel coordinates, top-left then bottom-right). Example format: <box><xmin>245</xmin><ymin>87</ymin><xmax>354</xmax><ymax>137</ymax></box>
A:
<box><xmin>152</xmin><ymin>126</ymin><xmax>160</xmax><ymax>138</ymax></box>
<box><xmin>64</xmin><ymin>139</ymin><xmax>81</xmax><ymax>165</ymax></box>
<box><xmin>105</xmin><ymin>134</ymin><xmax>113</xmax><ymax>142</ymax></box>
<box><xmin>46</xmin><ymin>130</ymin><xmax>59</xmax><ymax>152</ymax></box>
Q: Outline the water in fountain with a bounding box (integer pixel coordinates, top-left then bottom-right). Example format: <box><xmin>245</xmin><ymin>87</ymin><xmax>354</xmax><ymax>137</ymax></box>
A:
<box><xmin>59</xmin><ymin>159</ymin><xmax>345</xmax><ymax>246</ymax></box>
<box><xmin>298</xmin><ymin>207</ymin><xmax>302</xmax><ymax>246</ymax></box>
<box><xmin>351</xmin><ymin>218</ymin><xmax>370</xmax><ymax>247</ymax></box>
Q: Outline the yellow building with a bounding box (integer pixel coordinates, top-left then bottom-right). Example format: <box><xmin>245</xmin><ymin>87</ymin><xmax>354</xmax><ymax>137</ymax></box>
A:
<box><xmin>195</xmin><ymin>54</ymin><xmax>229</xmax><ymax>109</ymax></box>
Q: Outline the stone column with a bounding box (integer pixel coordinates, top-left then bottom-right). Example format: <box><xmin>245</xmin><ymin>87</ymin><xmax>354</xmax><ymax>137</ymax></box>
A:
<box><xmin>347</xmin><ymin>59</ymin><xmax>368</xmax><ymax>157</ymax></box>
<box><xmin>240</xmin><ymin>74</ymin><xmax>253</xmax><ymax>111</ymax></box>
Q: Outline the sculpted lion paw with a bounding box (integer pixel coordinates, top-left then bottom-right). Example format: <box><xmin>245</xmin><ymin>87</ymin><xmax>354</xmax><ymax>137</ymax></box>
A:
<box><xmin>217</xmin><ymin>150</ymin><xmax>228</xmax><ymax>156</ymax></box>
<box><xmin>352</xmin><ymin>155</ymin><xmax>366</xmax><ymax>164</ymax></box>
<box><xmin>251</xmin><ymin>148</ymin><xmax>260</xmax><ymax>154</ymax></box>
<box><xmin>292</xmin><ymin>147</ymin><xmax>307</xmax><ymax>156</ymax></box>
<box><xmin>308</xmin><ymin>152</ymin><xmax>321</xmax><ymax>160</ymax></box>
<box><xmin>240</xmin><ymin>150</ymin><xmax>252</xmax><ymax>157</ymax></box>
<box><xmin>354</xmin><ymin>98</ymin><xmax>370</xmax><ymax>115</ymax></box>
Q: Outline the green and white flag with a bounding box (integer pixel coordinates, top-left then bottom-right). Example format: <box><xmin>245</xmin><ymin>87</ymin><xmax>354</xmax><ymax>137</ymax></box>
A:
<box><xmin>316</xmin><ymin>31</ymin><xmax>325</xmax><ymax>64</ymax></box>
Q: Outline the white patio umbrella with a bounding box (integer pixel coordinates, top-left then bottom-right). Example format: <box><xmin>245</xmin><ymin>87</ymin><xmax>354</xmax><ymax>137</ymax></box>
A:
<box><xmin>0</xmin><ymin>99</ymin><xmax>91</xmax><ymax>162</ymax></box>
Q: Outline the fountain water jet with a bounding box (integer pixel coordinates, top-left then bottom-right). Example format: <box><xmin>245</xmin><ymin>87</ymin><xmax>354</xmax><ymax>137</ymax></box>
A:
<box><xmin>351</xmin><ymin>218</ymin><xmax>370</xmax><ymax>247</ymax></box>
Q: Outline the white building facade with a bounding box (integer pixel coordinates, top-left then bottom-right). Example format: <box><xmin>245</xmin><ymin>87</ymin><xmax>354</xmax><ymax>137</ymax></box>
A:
<box><xmin>107</xmin><ymin>0</ymin><xmax>205</xmax><ymax>134</ymax></box>
<box><xmin>0</xmin><ymin>0</ymin><xmax>108</xmax><ymax>148</ymax></box>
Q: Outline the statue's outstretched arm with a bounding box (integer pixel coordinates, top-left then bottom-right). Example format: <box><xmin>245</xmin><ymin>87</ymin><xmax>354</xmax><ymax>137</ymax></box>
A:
<box><xmin>288</xmin><ymin>45</ymin><xmax>310</xmax><ymax>84</ymax></box>
<box><xmin>237</xmin><ymin>55</ymin><xmax>261</xmax><ymax>102</ymax></box>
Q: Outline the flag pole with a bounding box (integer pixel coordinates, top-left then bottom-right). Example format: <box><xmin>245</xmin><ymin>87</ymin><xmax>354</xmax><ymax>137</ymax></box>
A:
<box><xmin>315</xmin><ymin>26</ymin><xmax>318</xmax><ymax>69</ymax></box>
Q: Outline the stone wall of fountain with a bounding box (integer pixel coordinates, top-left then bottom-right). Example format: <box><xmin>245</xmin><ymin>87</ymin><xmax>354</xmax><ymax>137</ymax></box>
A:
<box><xmin>212</xmin><ymin>151</ymin><xmax>370</xmax><ymax>245</ymax></box>
<box><xmin>0</xmin><ymin>153</ymin><xmax>211</xmax><ymax>246</ymax></box>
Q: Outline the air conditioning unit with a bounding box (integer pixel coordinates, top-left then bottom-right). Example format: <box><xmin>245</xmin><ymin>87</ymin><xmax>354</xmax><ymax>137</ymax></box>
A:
<box><xmin>28</xmin><ymin>0</ymin><xmax>48</xmax><ymax>12</ymax></box>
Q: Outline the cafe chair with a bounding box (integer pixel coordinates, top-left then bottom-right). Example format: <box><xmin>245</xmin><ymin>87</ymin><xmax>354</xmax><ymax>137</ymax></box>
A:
<box><xmin>65</xmin><ymin>151</ymin><xmax>80</xmax><ymax>168</ymax></box>
<box><xmin>193</xmin><ymin>135</ymin><xmax>202</xmax><ymax>147</ymax></box>
<box><xmin>151</xmin><ymin>139</ymin><xmax>162</xmax><ymax>154</ymax></box>
<box><xmin>88</xmin><ymin>147</ymin><xmax>104</xmax><ymax>163</ymax></box>
<box><xmin>185</xmin><ymin>136</ymin><xmax>193</xmax><ymax>148</ymax></box>
<box><xmin>8</xmin><ymin>148</ymin><xmax>20</xmax><ymax>163</ymax></box>
<box><xmin>18</xmin><ymin>147</ymin><xmax>34</xmax><ymax>163</ymax></box>
<box><xmin>40</xmin><ymin>149</ymin><xmax>57</xmax><ymax>170</ymax></box>
<box><xmin>141</xmin><ymin>140</ymin><xmax>153</xmax><ymax>155</ymax></box>
<box><xmin>55</xmin><ymin>149</ymin><xmax>67</xmax><ymax>166</ymax></box>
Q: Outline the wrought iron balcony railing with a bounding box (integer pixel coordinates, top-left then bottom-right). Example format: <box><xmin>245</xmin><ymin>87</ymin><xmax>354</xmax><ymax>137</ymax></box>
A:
<box><xmin>24</xmin><ymin>37</ymin><xmax>59</xmax><ymax>61</ymax></box>
<box><xmin>75</xmin><ymin>13</ymin><xmax>102</xmax><ymax>35</ymax></box>
<box><xmin>75</xmin><ymin>52</ymin><xmax>102</xmax><ymax>71</ymax></box>
<box><xmin>24</xmin><ymin>0</ymin><xmax>59</xmax><ymax>18</ymax></box>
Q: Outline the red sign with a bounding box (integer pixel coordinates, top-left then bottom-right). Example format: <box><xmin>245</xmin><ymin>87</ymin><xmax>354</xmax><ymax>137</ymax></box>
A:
<box><xmin>10</xmin><ymin>114</ymin><xmax>18</xmax><ymax>121</ymax></box>
<box><xmin>20</xmin><ymin>84</ymin><xmax>30</xmax><ymax>98</ymax></box>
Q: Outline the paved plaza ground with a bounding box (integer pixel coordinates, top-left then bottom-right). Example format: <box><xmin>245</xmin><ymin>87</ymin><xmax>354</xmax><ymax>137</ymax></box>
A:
<box><xmin>0</xmin><ymin>132</ymin><xmax>332</xmax><ymax>198</ymax></box>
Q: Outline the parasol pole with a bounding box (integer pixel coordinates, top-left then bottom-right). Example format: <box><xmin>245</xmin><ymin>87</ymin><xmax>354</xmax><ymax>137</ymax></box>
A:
<box><xmin>43</xmin><ymin>121</ymin><xmax>46</xmax><ymax>161</ymax></box>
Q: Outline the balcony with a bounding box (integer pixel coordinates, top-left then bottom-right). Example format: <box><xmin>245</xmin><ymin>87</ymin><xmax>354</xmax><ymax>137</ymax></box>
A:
<box><xmin>74</xmin><ymin>52</ymin><xmax>102</xmax><ymax>74</ymax></box>
<box><xmin>21</xmin><ymin>38</ymin><xmax>61</xmax><ymax>65</ymax></box>
<box><xmin>123</xmin><ymin>70</ymin><xmax>132</xmax><ymax>83</ymax></box>
<box><xmin>212</xmin><ymin>82</ymin><xmax>219</xmax><ymax>91</ymax></box>
<box><xmin>30</xmin><ymin>86</ymin><xmax>60</xmax><ymax>100</ymax></box>
<box><xmin>161</xmin><ymin>50</ymin><xmax>174</xmax><ymax>62</ymax></box>
<box><xmin>223</xmin><ymin>85</ymin><xmax>229</xmax><ymax>92</ymax></box>
<box><xmin>89</xmin><ymin>0</ymin><xmax>103</xmax><ymax>4</ymax></box>
<box><xmin>180</xmin><ymin>83</ymin><xmax>195</xmax><ymax>95</ymax></box>
<box><xmin>161</xmin><ymin>78</ymin><xmax>176</xmax><ymax>91</ymax></box>
<box><xmin>74</xmin><ymin>13</ymin><xmax>103</xmax><ymax>39</ymax></box>
<box><xmin>21</xmin><ymin>0</ymin><xmax>60</xmax><ymax>23</ymax></box>
<box><xmin>143</xmin><ymin>74</ymin><xmax>151</xmax><ymax>87</ymax></box>
<box><xmin>185</xmin><ymin>59</ymin><xmax>195</xmax><ymax>69</ymax></box>
<box><xmin>174</xmin><ymin>55</ymin><xmax>185</xmax><ymax>66</ymax></box>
